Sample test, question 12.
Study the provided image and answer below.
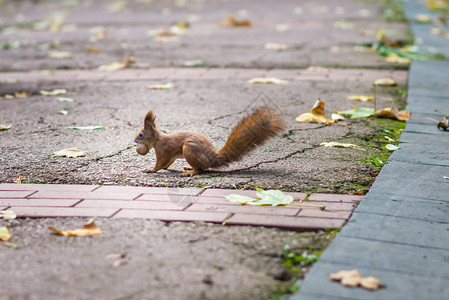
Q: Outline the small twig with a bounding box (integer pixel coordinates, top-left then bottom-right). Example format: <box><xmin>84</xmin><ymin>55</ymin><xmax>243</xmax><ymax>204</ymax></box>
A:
<box><xmin>288</xmin><ymin>203</ymin><xmax>326</xmax><ymax>210</ymax></box>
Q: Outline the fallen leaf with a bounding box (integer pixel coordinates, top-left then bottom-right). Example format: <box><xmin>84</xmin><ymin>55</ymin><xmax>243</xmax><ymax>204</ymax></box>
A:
<box><xmin>0</xmin><ymin>227</ymin><xmax>11</xmax><ymax>241</ymax></box>
<box><xmin>0</xmin><ymin>211</ymin><xmax>17</xmax><ymax>220</ymax></box>
<box><xmin>68</xmin><ymin>126</ymin><xmax>102</xmax><ymax>130</ymax></box>
<box><xmin>225</xmin><ymin>189</ymin><xmax>293</xmax><ymax>206</ymax></box>
<box><xmin>321</xmin><ymin>142</ymin><xmax>365</xmax><ymax>151</ymax></box>
<box><xmin>16</xmin><ymin>175</ymin><xmax>26</xmax><ymax>184</ymax></box>
<box><xmin>382</xmin><ymin>144</ymin><xmax>399</xmax><ymax>151</ymax></box>
<box><xmin>373</xmin><ymin>103</ymin><xmax>411</xmax><ymax>121</ymax></box>
<box><xmin>183</xmin><ymin>60</ymin><xmax>204</xmax><ymax>67</ymax></box>
<box><xmin>0</xmin><ymin>124</ymin><xmax>12</xmax><ymax>131</ymax></box>
<box><xmin>112</xmin><ymin>259</ymin><xmax>128</xmax><ymax>267</ymax></box>
<box><xmin>13</xmin><ymin>91</ymin><xmax>28</xmax><ymax>98</ymax></box>
<box><xmin>108</xmin><ymin>0</ymin><xmax>127</xmax><ymax>12</ymax></box>
<box><xmin>384</xmin><ymin>136</ymin><xmax>395</xmax><ymax>142</ymax></box>
<box><xmin>40</xmin><ymin>89</ymin><xmax>67</xmax><ymax>96</ymax></box>
<box><xmin>265</xmin><ymin>43</ymin><xmax>288</xmax><ymax>50</ymax></box>
<box><xmin>330</xmin><ymin>269</ymin><xmax>385</xmax><ymax>290</ymax></box>
<box><xmin>147</xmin><ymin>83</ymin><xmax>174</xmax><ymax>90</ymax></box>
<box><xmin>248</xmin><ymin>77</ymin><xmax>288</xmax><ymax>84</ymax></box>
<box><xmin>276</xmin><ymin>24</ymin><xmax>290</xmax><ymax>31</ymax></box>
<box><xmin>385</xmin><ymin>53</ymin><xmax>411</xmax><ymax>64</ymax></box>
<box><xmin>346</xmin><ymin>95</ymin><xmax>373</xmax><ymax>102</ymax></box>
<box><xmin>53</xmin><ymin>147</ymin><xmax>86</xmax><ymax>158</ymax></box>
<box><xmin>333</xmin><ymin>20</ymin><xmax>355</xmax><ymax>30</ymax></box>
<box><xmin>86</xmin><ymin>47</ymin><xmax>102</xmax><ymax>53</ymax></box>
<box><xmin>296</xmin><ymin>100</ymin><xmax>335</xmax><ymax>125</ymax></box>
<box><xmin>106</xmin><ymin>253</ymin><xmax>126</xmax><ymax>259</ymax></box>
<box><xmin>58</xmin><ymin>110</ymin><xmax>69</xmax><ymax>115</ymax></box>
<box><xmin>98</xmin><ymin>57</ymin><xmax>135</xmax><ymax>71</ymax></box>
<box><xmin>48</xmin><ymin>219</ymin><xmax>101</xmax><ymax>236</ymax></box>
<box><xmin>372</xmin><ymin>156</ymin><xmax>383</xmax><ymax>166</ymax></box>
<box><xmin>416</xmin><ymin>14</ymin><xmax>432</xmax><ymax>23</ymax></box>
<box><xmin>49</xmin><ymin>51</ymin><xmax>73</xmax><ymax>59</ymax></box>
<box><xmin>225</xmin><ymin>194</ymin><xmax>257</xmax><ymax>204</ymax></box>
<box><xmin>336</xmin><ymin>106</ymin><xmax>375</xmax><ymax>119</ymax></box>
<box><xmin>443</xmin><ymin>176</ymin><xmax>449</xmax><ymax>180</ymax></box>
<box><xmin>331</xmin><ymin>113</ymin><xmax>345</xmax><ymax>121</ymax></box>
<box><xmin>436</xmin><ymin>110</ymin><xmax>449</xmax><ymax>131</ymax></box>
<box><xmin>218</xmin><ymin>16</ymin><xmax>252</xmax><ymax>28</ymax></box>
<box><xmin>57</xmin><ymin>97</ymin><xmax>74</xmax><ymax>102</ymax></box>
<box><xmin>374</xmin><ymin>78</ymin><xmax>397</xmax><ymax>86</ymax></box>
<box><xmin>360</xmin><ymin>276</ymin><xmax>386</xmax><ymax>290</ymax></box>
<box><xmin>251</xmin><ymin>188</ymin><xmax>294</xmax><ymax>206</ymax></box>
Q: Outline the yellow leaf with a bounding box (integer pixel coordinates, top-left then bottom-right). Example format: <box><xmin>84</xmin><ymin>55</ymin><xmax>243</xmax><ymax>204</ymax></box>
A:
<box><xmin>147</xmin><ymin>83</ymin><xmax>174</xmax><ymax>90</ymax></box>
<box><xmin>248</xmin><ymin>77</ymin><xmax>288</xmax><ymax>84</ymax></box>
<box><xmin>48</xmin><ymin>219</ymin><xmax>102</xmax><ymax>236</ymax></box>
<box><xmin>0</xmin><ymin>227</ymin><xmax>11</xmax><ymax>241</ymax></box>
<box><xmin>296</xmin><ymin>100</ymin><xmax>335</xmax><ymax>125</ymax></box>
<box><xmin>98</xmin><ymin>57</ymin><xmax>135</xmax><ymax>71</ymax></box>
<box><xmin>218</xmin><ymin>16</ymin><xmax>252</xmax><ymax>28</ymax></box>
<box><xmin>40</xmin><ymin>89</ymin><xmax>67</xmax><ymax>96</ymax></box>
<box><xmin>49</xmin><ymin>51</ymin><xmax>73</xmax><ymax>59</ymax></box>
<box><xmin>374</xmin><ymin>77</ymin><xmax>397</xmax><ymax>86</ymax></box>
<box><xmin>385</xmin><ymin>54</ymin><xmax>411</xmax><ymax>64</ymax></box>
<box><xmin>14</xmin><ymin>91</ymin><xmax>28</xmax><ymax>98</ymax></box>
<box><xmin>346</xmin><ymin>95</ymin><xmax>373</xmax><ymax>102</ymax></box>
<box><xmin>373</xmin><ymin>103</ymin><xmax>411</xmax><ymax>121</ymax></box>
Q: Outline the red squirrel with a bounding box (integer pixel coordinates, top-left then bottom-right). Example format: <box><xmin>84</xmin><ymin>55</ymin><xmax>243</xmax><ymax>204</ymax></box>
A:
<box><xmin>134</xmin><ymin>107</ymin><xmax>286</xmax><ymax>176</ymax></box>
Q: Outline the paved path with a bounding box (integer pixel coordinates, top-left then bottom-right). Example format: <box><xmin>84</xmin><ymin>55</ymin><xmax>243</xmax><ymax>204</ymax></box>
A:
<box><xmin>0</xmin><ymin>183</ymin><xmax>362</xmax><ymax>230</ymax></box>
<box><xmin>292</xmin><ymin>1</ymin><xmax>449</xmax><ymax>299</ymax></box>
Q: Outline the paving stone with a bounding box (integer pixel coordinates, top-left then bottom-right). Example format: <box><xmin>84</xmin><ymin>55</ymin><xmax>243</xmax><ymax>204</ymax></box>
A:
<box><xmin>93</xmin><ymin>185</ymin><xmax>203</xmax><ymax>196</ymax></box>
<box><xmin>9</xmin><ymin>207</ymin><xmax>119</xmax><ymax>218</ymax></box>
<box><xmin>293</xmin><ymin>261</ymin><xmax>449</xmax><ymax>300</ymax></box>
<box><xmin>297</xmin><ymin>209</ymin><xmax>352</xmax><ymax>219</ymax></box>
<box><xmin>29</xmin><ymin>191</ymin><xmax>141</xmax><ymax>200</ymax></box>
<box><xmin>308</xmin><ymin>193</ymin><xmax>363</xmax><ymax>203</ymax></box>
<box><xmin>114</xmin><ymin>209</ymin><xmax>229</xmax><ymax>223</ymax></box>
<box><xmin>317</xmin><ymin>235</ymin><xmax>449</xmax><ymax>278</ymax></box>
<box><xmin>226</xmin><ymin>214</ymin><xmax>346</xmax><ymax>230</ymax></box>
<box><xmin>76</xmin><ymin>199</ymin><xmax>189</xmax><ymax>210</ymax></box>
<box><xmin>136</xmin><ymin>193</ymin><xmax>200</xmax><ymax>204</ymax></box>
<box><xmin>0</xmin><ymin>190</ymin><xmax>36</xmax><ymax>198</ymax></box>
<box><xmin>0</xmin><ymin>199</ymin><xmax>80</xmax><ymax>207</ymax></box>
<box><xmin>341</xmin><ymin>212</ymin><xmax>449</xmax><ymax>250</ymax></box>
<box><xmin>186</xmin><ymin>203</ymin><xmax>300</xmax><ymax>216</ymax></box>
<box><xmin>200</xmin><ymin>188</ymin><xmax>308</xmax><ymax>200</ymax></box>
<box><xmin>0</xmin><ymin>183</ymin><xmax>99</xmax><ymax>191</ymax></box>
<box><xmin>356</xmin><ymin>192</ymin><xmax>449</xmax><ymax>223</ymax></box>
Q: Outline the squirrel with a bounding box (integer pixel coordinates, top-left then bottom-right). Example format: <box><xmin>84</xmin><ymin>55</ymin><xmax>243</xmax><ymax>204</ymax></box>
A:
<box><xmin>134</xmin><ymin>107</ymin><xmax>286</xmax><ymax>176</ymax></box>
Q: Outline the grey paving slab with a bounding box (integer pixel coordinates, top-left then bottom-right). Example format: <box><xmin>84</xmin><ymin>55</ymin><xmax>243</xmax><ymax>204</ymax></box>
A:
<box><xmin>317</xmin><ymin>236</ymin><xmax>449</xmax><ymax>278</ymax></box>
<box><xmin>293</xmin><ymin>261</ymin><xmax>449</xmax><ymax>300</ymax></box>
<box><xmin>408</xmin><ymin>60</ymin><xmax>449</xmax><ymax>99</ymax></box>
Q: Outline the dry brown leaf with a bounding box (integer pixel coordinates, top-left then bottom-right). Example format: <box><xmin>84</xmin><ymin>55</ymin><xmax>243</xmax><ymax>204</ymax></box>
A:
<box><xmin>219</xmin><ymin>16</ymin><xmax>252</xmax><ymax>28</ymax></box>
<box><xmin>98</xmin><ymin>57</ymin><xmax>135</xmax><ymax>71</ymax></box>
<box><xmin>48</xmin><ymin>219</ymin><xmax>102</xmax><ymax>236</ymax></box>
<box><xmin>373</xmin><ymin>103</ymin><xmax>411</xmax><ymax>121</ymax></box>
<box><xmin>330</xmin><ymin>269</ymin><xmax>385</xmax><ymax>290</ymax></box>
<box><xmin>385</xmin><ymin>54</ymin><xmax>411</xmax><ymax>64</ymax></box>
<box><xmin>296</xmin><ymin>100</ymin><xmax>336</xmax><ymax>125</ymax></box>
<box><xmin>374</xmin><ymin>78</ymin><xmax>397</xmax><ymax>86</ymax></box>
<box><xmin>360</xmin><ymin>276</ymin><xmax>386</xmax><ymax>290</ymax></box>
<box><xmin>320</xmin><ymin>142</ymin><xmax>365</xmax><ymax>151</ymax></box>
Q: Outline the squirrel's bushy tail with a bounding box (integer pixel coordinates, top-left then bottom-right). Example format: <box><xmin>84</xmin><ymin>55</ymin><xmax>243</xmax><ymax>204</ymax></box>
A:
<box><xmin>211</xmin><ymin>107</ymin><xmax>286</xmax><ymax>168</ymax></box>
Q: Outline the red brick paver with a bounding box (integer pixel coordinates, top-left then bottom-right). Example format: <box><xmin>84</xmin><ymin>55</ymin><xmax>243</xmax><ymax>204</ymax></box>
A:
<box><xmin>0</xmin><ymin>184</ymin><xmax>362</xmax><ymax>230</ymax></box>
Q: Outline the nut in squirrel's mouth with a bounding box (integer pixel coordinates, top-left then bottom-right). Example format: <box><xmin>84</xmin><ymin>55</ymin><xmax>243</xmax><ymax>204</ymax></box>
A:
<box><xmin>136</xmin><ymin>143</ymin><xmax>149</xmax><ymax>155</ymax></box>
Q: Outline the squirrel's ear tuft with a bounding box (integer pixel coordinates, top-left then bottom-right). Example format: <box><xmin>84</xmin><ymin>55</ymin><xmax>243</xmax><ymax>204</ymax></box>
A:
<box><xmin>144</xmin><ymin>110</ymin><xmax>156</xmax><ymax>130</ymax></box>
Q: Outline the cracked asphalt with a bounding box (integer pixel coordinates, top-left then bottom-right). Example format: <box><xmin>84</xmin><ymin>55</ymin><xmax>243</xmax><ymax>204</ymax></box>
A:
<box><xmin>0</xmin><ymin>0</ymin><xmax>411</xmax><ymax>299</ymax></box>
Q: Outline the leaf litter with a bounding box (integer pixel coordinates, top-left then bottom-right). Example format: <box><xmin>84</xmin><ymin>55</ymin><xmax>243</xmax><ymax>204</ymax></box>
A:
<box><xmin>248</xmin><ymin>77</ymin><xmax>288</xmax><ymax>84</ymax></box>
<box><xmin>48</xmin><ymin>219</ymin><xmax>102</xmax><ymax>236</ymax></box>
<box><xmin>296</xmin><ymin>100</ymin><xmax>336</xmax><ymax>125</ymax></box>
<box><xmin>225</xmin><ymin>188</ymin><xmax>293</xmax><ymax>206</ymax></box>
<box><xmin>53</xmin><ymin>147</ymin><xmax>86</xmax><ymax>158</ymax></box>
<box><xmin>0</xmin><ymin>226</ymin><xmax>20</xmax><ymax>248</ymax></box>
<box><xmin>329</xmin><ymin>269</ymin><xmax>385</xmax><ymax>290</ymax></box>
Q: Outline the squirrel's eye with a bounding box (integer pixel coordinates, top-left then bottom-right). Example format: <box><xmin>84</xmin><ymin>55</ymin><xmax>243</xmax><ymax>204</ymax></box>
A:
<box><xmin>138</xmin><ymin>132</ymin><xmax>144</xmax><ymax>138</ymax></box>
